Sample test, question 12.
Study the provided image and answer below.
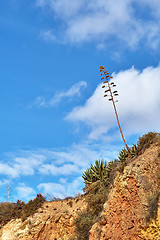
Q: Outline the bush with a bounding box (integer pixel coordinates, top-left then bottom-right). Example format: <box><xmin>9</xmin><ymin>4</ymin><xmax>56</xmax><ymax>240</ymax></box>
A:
<box><xmin>85</xmin><ymin>181</ymin><xmax>109</xmax><ymax>216</ymax></box>
<box><xmin>21</xmin><ymin>194</ymin><xmax>46</xmax><ymax>221</ymax></box>
<box><xmin>0</xmin><ymin>200</ymin><xmax>25</xmax><ymax>227</ymax></box>
<box><xmin>145</xmin><ymin>191</ymin><xmax>160</xmax><ymax>223</ymax></box>
<box><xmin>84</xmin><ymin>160</ymin><xmax>118</xmax><ymax>216</ymax></box>
<box><xmin>137</xmin><ymin>132</ymin><xmax>159</xmax><ymax>155</ymax></box>
<box><xmin>117</xmin><ymin>132</ymin><xmax>160</xmax><ymax>169</ymax></box>
<box><xmin>0</xmin><ymin>194</ymin><xmax>46</xmax><ymax>227</ymax></box>
<box><xmin>74</xmin><ymin>210</ymin><xmax>95</xmax><ymax>240</ymax></box>
<box><xmin>74</xmin><ymin>159</ymin><xmax>118</xmax><ymax>239</ymax></box>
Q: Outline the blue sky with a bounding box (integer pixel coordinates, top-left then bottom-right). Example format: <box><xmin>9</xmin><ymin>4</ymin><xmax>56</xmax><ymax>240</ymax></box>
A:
<box><xmin>0</xmin><ymin>0</ymin><xmax>160</xmax><ymax>202</ymax></box>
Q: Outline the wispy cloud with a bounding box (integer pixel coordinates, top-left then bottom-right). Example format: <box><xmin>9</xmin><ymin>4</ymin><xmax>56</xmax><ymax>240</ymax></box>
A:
<box><xmin>40</xmin><ymin>30</ymin><xmax>57</xmax><ymax>43</ymax></box>
<box><xmin>0</xmin><ymin>142</ymin><xmax>118</xmax><ymax>181</ymax></box>
<box><xmin>36</xmin><ymin>0</ymin><xmax>160</xmax><ymax>49</ymax></box>
<box><xmin>0</xmin><ymin>163</ymin><xmax>19</xmax><ymax>178</ymax></box>
<box><xmin>39</xmin><ymin>163</ymin><xmax>80</xmax><ymax>175</ymax></box>
<box><xmin>0</xmin><ymin>142</ymin><xmax>119</xmax><ymax>200</ymax></box>
<box><xmin>66</xmin><ymin>65</ymin><xmax>160</xmax><ymax>140</ymax></box>
<box><xmin>0</xmin><ymin>153</ymin><xmax>45</xmax><ymax>178</ymax></box>
<box><xmin>38</xmin><ymin>177</ymin><xmax>84</xmax><ymax>198</ymax></box>
<box><xmin>0</xmin><ymin>179</ymin><xmax>10</xmax><ymax>187</ymax></box>
<box><xmin>16</xmin><ymin>183</ymin><xmax>36</xmax><ymax>201</ymax></box>
<box><xmin>34</xmin><ymin>81</ymin><xmax>87</xmax><ymax>108</ymax></box>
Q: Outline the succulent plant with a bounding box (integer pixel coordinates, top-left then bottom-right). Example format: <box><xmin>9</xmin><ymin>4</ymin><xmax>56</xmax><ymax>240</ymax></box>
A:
<box><xmin>130</xmin><ymin>144</ymin><xmax>138</xmax><ymax>157</ymax></box>
<box><xmin>82</xmin><ymin>160</ymin><xmax>108</xmax><ymax>187</ymax></box>
<box><xmin>118</xmin><ymin>148</ymin><xmax>129</xmax><ymax>162</ymax></box>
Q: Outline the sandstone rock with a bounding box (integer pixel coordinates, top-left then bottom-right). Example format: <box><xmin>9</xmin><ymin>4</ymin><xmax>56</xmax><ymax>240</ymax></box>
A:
<box><xmin>0</xmin><ymin>197</ymin><xmax>87</xmax><ymax>240</ymax></box>
<box><xmin>89</xmin><ymin>144</ymin><xmax>160</xmax><ymax>240</ymax></box>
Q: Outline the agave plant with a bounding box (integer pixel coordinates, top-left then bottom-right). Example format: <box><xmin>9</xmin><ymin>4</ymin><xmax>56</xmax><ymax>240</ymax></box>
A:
<box><xmin>118</xmin><ymin>148</ymin><xmax>129</xmax><ymax>162</ymax></box>
<box><xmin>130</xmin><ymin>144</ymin><xmax>138</xmax><ymax>157</ymax></box>
<box><xmin>82</xmin><ymin>160</ymin><xmax>108</xmax><ymax>187</ymax></box>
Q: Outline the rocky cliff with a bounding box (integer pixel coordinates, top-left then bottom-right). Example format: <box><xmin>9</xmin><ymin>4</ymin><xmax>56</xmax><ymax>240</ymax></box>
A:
<box><xmin>89</xmin><ymin>143</ymin><xmax>160</xmax><ymax>240</ymax></box>
<box><xmin>0</xmin><ymin>197</ymin><xmax>87</xmax><ymax>240</ymax></box>
<box><xmin>0</xmin><ymin>141</ymin><xmax>159</xmax><ymax>240</ymax></box>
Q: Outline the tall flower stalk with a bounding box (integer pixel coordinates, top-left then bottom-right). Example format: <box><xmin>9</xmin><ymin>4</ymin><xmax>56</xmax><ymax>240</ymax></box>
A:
<box><xmin>100</xmin><ymin>66</ymin><xmax>130</xmax><ymax>152</ymax></box>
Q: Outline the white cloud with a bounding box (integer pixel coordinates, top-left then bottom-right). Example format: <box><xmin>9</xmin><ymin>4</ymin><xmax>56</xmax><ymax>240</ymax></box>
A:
<box><xmin>39</xmin><ymin>163</ymin><xmax>80</xmax><ymax>175</ymax></box>
<box><xmin>38</xmin><ymin>177</ymin><xmax>83</xmax><ymax>198</ymax></box>
<box><xmin>0</xmin><ymin>153</ymin><xmax>45</xmax><ymax>178</ymax></box>
<box><xmin>38</xmin><ymin>182</ymin><xmax>65</xmax><ymax>198</ymax></box>
<box><xmin>16</xmin><ymin>183</ymin><xmax>36</xmax><ymax>201</ymax></box>
<box><xmin>1</xmin><ymin>143</ymin><xmax>120</xmax><ymax>200</ymax></box>
<box><xmin>36</xmin><ymin>0</ymin><xmax>160</xmax><ymax>49</ymax></box>
<box><xmin>36</xmin><ymin>0</ymin><xmax>86</xmax><ymax>18</ymax></box>
<box><xmin>34</xmin><ymin>81</ymin><xmax>87</xmax><ymax>108</ymax></box>
<box><xmin>0</xmin><ymin>143</ymin><xmax>119</xmax><ymax>181</ymax></box>
<box><xmin>66</xmin><ymin>65</ymin><xmax>160</xmax><ymax>140</ymax></box>
<box><xmin>39</xmin><ymin>143</ymin><xmax>119</xmax><ymax>170</ymax></box>
<box><xmin>0</xmin><ymin>163</ymin><xmax>19</xmax><ymax>178</ymax></box>
<box><xmin>13</xmin><ymin>154</ymin><xmax>45</xmax><ymax>176</ymax></box>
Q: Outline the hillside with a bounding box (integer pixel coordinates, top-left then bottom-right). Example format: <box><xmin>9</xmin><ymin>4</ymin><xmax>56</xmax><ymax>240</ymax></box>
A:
<box><xmin>0</xmin><ymin>133</ymin><xmax>159</xmax><ymax>240</ymax></box>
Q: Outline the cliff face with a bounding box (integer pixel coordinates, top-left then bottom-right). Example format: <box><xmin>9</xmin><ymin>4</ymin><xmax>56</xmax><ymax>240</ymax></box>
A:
<box><xmin>89</xmin><ymin>143</ymin><xmax>160</xmax><ymax>240</ymax></box>
<box><xmin>0</xmin><ymin>143</ymin><xmax>159</xmax><ymax>240</ymax></box>
<box><xmin>0</xmin><ymin>197</ymin><xmax>87</xmax><ymax>240</ymax></box>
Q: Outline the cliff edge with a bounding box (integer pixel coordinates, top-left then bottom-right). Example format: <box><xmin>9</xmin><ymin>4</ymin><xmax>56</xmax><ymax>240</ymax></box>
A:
<box><xmin>89</xmin><ymin>142</ymin><xmax>160</xmax><ymax>240</ymax></box>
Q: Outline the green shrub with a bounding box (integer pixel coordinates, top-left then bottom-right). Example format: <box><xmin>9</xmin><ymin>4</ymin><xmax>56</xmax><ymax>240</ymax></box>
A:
<box><xmin>0</xmin><ymin>194</ymin><xmax>46</xmax><ymax>227</ymax></box>
<box><xmin>21</xmin><ymin>194</ymin><xmax>46</xmax><ymax>221</ymax></box>
<box><xmin>145</xmin><ymin>191</ymin><xmax>160</xmax><ymax>224</ymax></box>
<box><xmin>85</xmin><ymin>181</ymin><xmax>109</xmax><ymax>216</ymax></box>
<box><xmin>117</xmin><ymin>132</ymin><xmax>160</xmax><ymax>167</ymax></box>
<box><xmin>137</xmin><ymin>132</ymin><xmax>159</xmax><ymax>155</ymax></box>
<box><xmin>0</xmin><ymin>200</ymin><xmax>25</xmax><ymax>227</ymax></box>
<box><xmin>74</xmin><ymin>210</ymin><xmax>95</xmax><ymax>240</ymax></box>
<box><xmin>75</xmin><ymin>159</ymin><xmax>118</xmax><ymax>239</ymax></box>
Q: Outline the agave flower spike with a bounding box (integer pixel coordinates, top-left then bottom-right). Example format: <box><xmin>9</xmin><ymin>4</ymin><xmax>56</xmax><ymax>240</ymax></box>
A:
<box><xmin>100</xmin><ymin>65</ymin><xmax>130</xmax><ymax>152</ymax></box>
<box><xmin>101</xmin><ymin>77</ymin><xmax>104</xmax><ymax>80</ymax></box>
<box><xmin>105</xmin><ymin>89</ymin><xmax>110</xmax><ymax>92</ymax></box>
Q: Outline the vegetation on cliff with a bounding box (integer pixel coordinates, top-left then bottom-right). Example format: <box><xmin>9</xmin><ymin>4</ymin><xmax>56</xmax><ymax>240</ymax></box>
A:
<box><xmin>0</xmin><ymin>194</ymin><xmax>45</xmax><ymax>228</ymax></box>
<box><xmin>73</xmin><ymin>132</ymin><xmax>160</xmax><ymax>240</ymax></box>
